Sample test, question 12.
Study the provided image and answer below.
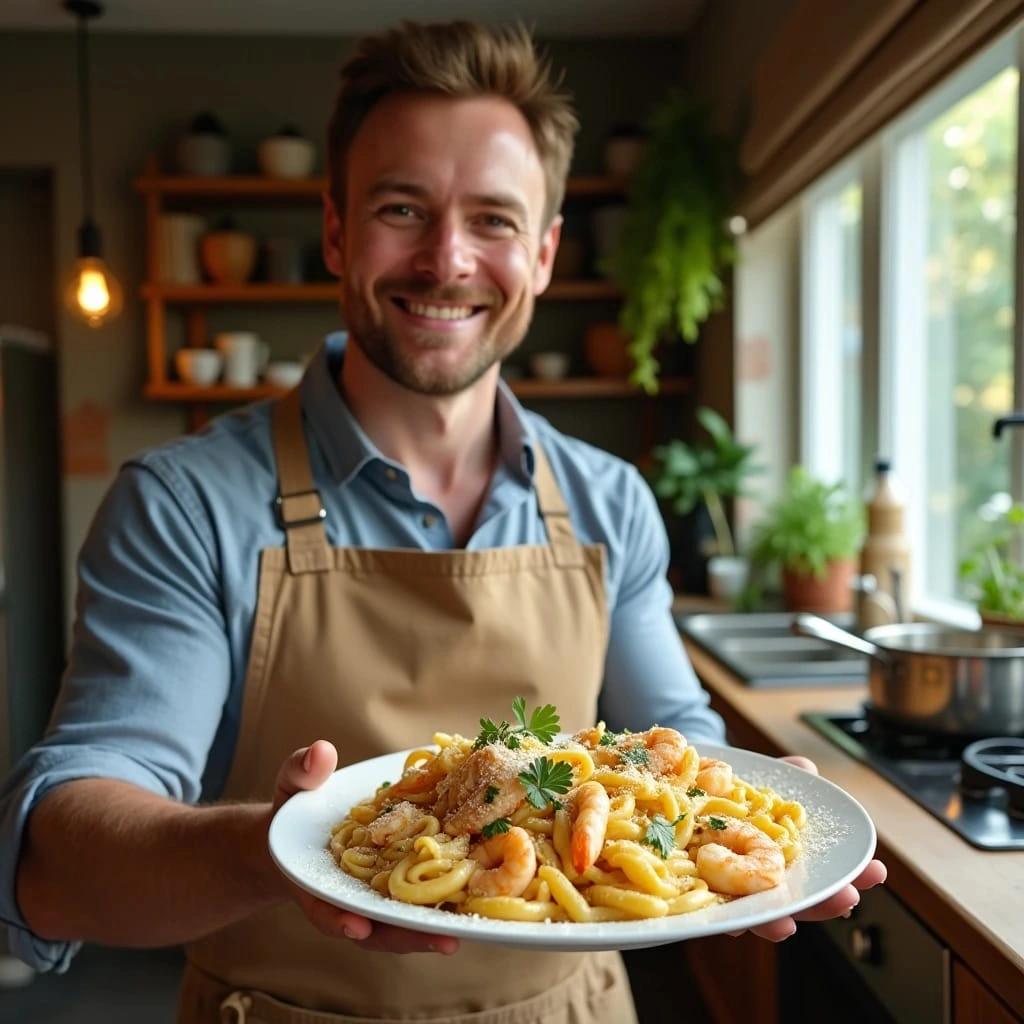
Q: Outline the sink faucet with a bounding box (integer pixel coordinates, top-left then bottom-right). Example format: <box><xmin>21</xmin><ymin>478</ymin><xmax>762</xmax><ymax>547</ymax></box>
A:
<box><xmin>993</xmin><ymin>414</ymin><xmax>1024</xmax><ymax>438</ymax></box>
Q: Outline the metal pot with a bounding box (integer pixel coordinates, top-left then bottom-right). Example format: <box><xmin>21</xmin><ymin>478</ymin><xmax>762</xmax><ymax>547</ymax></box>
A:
<box><xmin>791</xmin><ymin>614</ymin><xmax>1024</xmax><ymax>736</ymax></box>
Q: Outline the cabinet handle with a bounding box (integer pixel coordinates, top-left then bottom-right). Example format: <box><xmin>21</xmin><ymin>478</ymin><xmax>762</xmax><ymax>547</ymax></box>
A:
<box><xmin>850</xmin><ymin>925</ymin><xmax>881</xmax><ymax>964</ymax></box>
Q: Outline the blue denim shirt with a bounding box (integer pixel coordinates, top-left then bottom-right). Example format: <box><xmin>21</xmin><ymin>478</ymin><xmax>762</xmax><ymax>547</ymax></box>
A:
<box><xmin>0</xmin><ymin>332</ymin><xmax>723</xmax><ymax>971</ymax></box>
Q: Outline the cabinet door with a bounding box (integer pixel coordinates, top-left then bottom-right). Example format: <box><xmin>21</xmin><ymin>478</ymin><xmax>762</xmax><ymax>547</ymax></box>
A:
<box><xmin>953</xmin><ymin>959</ymin><xmax>1022</xmax><ymax>1024</ymax></box>
<box><xmin>684</xmin><ymin>933</ymin><xmax>778</xmax><ymax>1024</ymax></box>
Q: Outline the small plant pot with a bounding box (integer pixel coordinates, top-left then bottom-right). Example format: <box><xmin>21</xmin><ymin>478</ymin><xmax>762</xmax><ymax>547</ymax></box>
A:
<box><xmin>200</xmin><ymin>229</ymin><xmax>257</xmax><ymax>284</ymax></box>
<box><xmin>782</xmin><ymin>558</ymin><xmax>857</xmax><ymax>614</ymax></box>
<box><xmin>584</xmin><ymin>322</ymin><xmax>633</xmax><ymax>378</ymax></box>
<box><xmin>707</xmin><ymin>555</ymin><xmax>749</xmax><ymax>602</ymax></box>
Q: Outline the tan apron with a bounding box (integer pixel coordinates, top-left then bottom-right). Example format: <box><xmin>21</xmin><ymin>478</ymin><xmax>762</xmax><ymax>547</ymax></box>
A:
<box><xmin>177</xmin><ymin>387</ymin><xmax>638</xmax><ymax>1024</ymax></box>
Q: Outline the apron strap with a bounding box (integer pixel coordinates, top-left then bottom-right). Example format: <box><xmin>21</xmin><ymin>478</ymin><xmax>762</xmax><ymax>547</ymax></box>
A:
<box><xmin>531</xmin><ymin>442</ymin><xmax>585</xmax><ymax>569</ymax></box>
<box><xmin>271</xmin><ymin>387</ymin><xmax>331</xmax><ymax>574</ymax></box>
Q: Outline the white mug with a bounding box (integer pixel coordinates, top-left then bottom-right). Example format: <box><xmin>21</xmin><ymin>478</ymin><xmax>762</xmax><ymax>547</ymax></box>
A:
<box><xmin>214</xmin><ymin>332</ymin><xmax>269</xmax><ymax>387</ymax></box>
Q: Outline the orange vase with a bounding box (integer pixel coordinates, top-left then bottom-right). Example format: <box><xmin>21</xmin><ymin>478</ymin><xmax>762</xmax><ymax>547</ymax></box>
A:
<box><xmin>782</xmin><ymin>558</ymin><xmax>856</xmax><ymax>614</ymax></box>
<box><xmin>584</xmin><ymin>322</ymin><xmax>633</xmax><ymax>378</ymax></box>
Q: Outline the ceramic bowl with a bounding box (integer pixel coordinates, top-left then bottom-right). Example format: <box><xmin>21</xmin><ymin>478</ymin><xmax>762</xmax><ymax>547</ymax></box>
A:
<box><xmin>530</xmin><ymin>351</ymin><xmax>570</xmax><ymax>380</ymax></box>
<box><xmin>175</xmin><ymin>348</ymin><xmax>223</xmax><ymax>386</ymax></box>
<box><xmin>264</xmin><ymin>360</ymin><xmax>305</xmax><ymax>389</ymax></box>
<box><xmin>200</xmin><ymin>230</ymin><xmax>257</xmax><ymax>284</ymax></box>
<box><xmin>258</xmin><ymin>136</ymin><xmax>316</xmax><ymax>179</ymax></box>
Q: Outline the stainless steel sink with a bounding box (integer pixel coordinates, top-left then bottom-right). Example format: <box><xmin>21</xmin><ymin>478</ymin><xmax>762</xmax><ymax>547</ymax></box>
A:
<box><xmin>675</xmin><ymin>611</ymin><xmax>868</xmax><ymax>687</ymax></box>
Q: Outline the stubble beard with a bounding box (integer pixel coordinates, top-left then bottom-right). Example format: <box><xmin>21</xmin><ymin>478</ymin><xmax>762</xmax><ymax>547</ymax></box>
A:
<box><xmin>344</xmin><ymin>286</ymin><xmax>533</xmax><ymax>397</ymax></box>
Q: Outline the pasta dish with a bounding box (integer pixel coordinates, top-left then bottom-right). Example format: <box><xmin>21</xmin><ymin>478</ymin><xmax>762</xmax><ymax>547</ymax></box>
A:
<box><xmin>329</xmin><ymin>699</ymin><xmax>806</xmax><ymax>923</ymax></box>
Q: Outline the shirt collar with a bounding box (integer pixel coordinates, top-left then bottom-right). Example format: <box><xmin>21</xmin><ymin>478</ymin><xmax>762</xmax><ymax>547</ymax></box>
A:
<box><xmin>300</xmin><ymin>331</ymin><xmax>536</xmax><ymax>486</ymax></box>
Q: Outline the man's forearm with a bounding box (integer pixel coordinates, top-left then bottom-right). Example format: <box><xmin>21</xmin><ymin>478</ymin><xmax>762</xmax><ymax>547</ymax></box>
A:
<box><xmin>16</xmin><ymin>778</ymin><xmax>286</xmax><ymax>947</ymax></box>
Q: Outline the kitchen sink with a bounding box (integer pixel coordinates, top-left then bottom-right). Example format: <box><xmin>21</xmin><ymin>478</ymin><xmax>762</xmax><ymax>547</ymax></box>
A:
<box><xmin>675</xmin><ymin>611</ymin><xmax>868</xmax><ymax>688</ymax></box>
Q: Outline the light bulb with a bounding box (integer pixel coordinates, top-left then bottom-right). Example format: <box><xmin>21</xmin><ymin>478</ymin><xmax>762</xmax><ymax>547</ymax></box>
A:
<box><xmin>64</xmin><ymin>255</ymin><xmax>123</xmax><ymax>327</ymax></box>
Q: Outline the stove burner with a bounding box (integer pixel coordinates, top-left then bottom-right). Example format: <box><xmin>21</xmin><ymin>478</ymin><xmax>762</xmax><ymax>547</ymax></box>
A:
<box><xmin>960</xmin><ymin>737</ymin><xmax>1024</xmax><ymax>818</ymax></box>
<box><xmin>801</xmin><ymin>710</ymin><xmax>1024</xmax><ymax>850</ymax></box>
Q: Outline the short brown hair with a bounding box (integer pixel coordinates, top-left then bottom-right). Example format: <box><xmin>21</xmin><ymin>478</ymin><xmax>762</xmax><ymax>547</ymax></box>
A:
<box><xmin>326</xmin><ymin>20</ymin><xmax>579</xmax><ymax>229</ymax></box>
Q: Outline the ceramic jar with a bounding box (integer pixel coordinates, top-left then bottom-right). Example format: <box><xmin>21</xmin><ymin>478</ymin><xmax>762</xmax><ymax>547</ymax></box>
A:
<box><xmin>258</xmin><ymin>126</ymin><xmax>316</xmax><ymax>179</ymax></box>
<box><xmin>602</xmin><ymin>123</ymin><xmax>647</xmax><ymax>182</ymax></box>
<box><xmin>200</xmin><ymin>219</ymin><xmax>257</xmax><ymax>284</ymax></box>
<box><xmin>584</xmin><ymin>322</ymin><xmax>633</xmax><ymax>378</ymax></box>
<box><xmin>176</xmin><ymin>112</ymin><xmax>231</xmax><ymax>177</ymax></box>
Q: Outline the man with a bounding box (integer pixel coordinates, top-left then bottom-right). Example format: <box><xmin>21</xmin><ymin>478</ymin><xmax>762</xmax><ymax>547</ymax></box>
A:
<box><xmin>0</xmin><ymin>20</ymin><xmax>884</xmax><ymax>1023</ymax></box>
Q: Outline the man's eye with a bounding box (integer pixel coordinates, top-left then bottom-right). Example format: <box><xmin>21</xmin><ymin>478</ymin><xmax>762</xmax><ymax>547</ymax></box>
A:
<box><xmin>379</xmin><ymin>204</ymin><xmax>418</xmax><ymax>219</ymax></box>
<box><xmin>480</xmin><ymin>214</ymin><xmax>516</xmax><ymax>231</ymax></box>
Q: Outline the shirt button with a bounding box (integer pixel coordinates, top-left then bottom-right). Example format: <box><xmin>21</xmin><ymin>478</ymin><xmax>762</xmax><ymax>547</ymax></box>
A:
<box><xmin>384</xmin><ymin>467</ymin><xmax>398</xmax><ymax>481</ymax></box>
<box><xmin>422</xmin><ymin>514</ymin><xmax>437</xmax><ymax>528</ymax></box>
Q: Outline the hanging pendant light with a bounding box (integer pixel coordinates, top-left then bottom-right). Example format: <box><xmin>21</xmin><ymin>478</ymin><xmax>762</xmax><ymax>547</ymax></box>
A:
<box><xmin>63</xmin><ymin>0</ymin><xmax>123</xmax><ymax>328</ymax></box>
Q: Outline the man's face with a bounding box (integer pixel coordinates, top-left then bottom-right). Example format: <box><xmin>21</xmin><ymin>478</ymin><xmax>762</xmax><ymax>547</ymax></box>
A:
<box><xmin>323</xmin><ymin>92</ymin><xmax>561</xmax><ymax>396</ymax></box>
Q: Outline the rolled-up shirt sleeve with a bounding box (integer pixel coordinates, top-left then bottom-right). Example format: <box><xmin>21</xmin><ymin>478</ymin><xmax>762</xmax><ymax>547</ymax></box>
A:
<box><xmin>598</xmin><ymin>469</ymin><xmax>726</xmax><ymax>746</ymax></box>
<box><xmin>0</xmin><ymin>459</ymin><xmax>231</xmax><ymax>971</ymax></box>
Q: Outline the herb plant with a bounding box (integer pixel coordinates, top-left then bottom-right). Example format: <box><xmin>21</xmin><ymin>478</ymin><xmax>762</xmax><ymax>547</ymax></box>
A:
<box><xmin>749</xmin><ymin>466</ymin><xmax>864</xmax><ymax>579</ymax></box>
<box><xmin>959</xmin><ymin>502</ymin><xmax>1024</xmax><ymax>620</ymax></box>
<box><xmin>647</xmin><ymin>406</ymin><xmax>761</xmax><ymax>557</ymax></box>
<box><xmin>602</xmin><ymin>92</ymin><xmax>739</xmax><ymax>393</ymax></box>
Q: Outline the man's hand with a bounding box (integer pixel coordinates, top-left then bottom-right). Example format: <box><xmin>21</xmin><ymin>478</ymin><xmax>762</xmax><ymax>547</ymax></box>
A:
<box><xmin>743</xmin><ymin>755</ymin><xmax>887</xmax><ymax>942</ymax></box>
<box><xmin>270</xmin><ymin>741</ymin><xmax>460</xmax><ymax>955</ymax></box>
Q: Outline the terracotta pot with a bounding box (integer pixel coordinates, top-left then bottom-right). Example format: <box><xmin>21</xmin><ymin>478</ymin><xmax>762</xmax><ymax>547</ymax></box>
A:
<box><xmin>782</xmin><ymin>558</ymin><xmax>856</xmax><ymax>614</ymax></box>
<box><xmin>200</xmin><ymin>230</ymin><xmax>257</xmax><ymax>284</ymax></box>
<box><xmin>584</xmin><ymin>322</ymin><xmax>633</xmax><ymax>378</ymax></box>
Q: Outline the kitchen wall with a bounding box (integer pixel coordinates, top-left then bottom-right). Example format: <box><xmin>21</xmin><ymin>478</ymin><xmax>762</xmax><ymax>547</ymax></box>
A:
<box><xmin>0</xmin><ymin>30</ymin><xmax>685</xmax><ymax>627</ymax></box>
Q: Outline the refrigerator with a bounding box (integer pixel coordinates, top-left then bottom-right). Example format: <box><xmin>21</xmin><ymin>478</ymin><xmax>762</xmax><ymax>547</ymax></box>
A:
<box><xmin>0</xmin><ymin>325</ymin><xmax>65</xmax><ymax>779</ymax></box>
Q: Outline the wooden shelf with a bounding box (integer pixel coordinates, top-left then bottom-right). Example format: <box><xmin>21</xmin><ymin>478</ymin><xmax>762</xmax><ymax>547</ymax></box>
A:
<box><xmin>139</xmin><ymin>279</ymin><xmax>622</xmax><ymax>303</ymax></box>
<box><xmin>146</xmin><ymin>376</ymin><xmax>691</xmax><ymax>404</ymax></box>
<box><xmin>134</xmin><ymin>172</ymin><xmax>626</xmax><ymax>203</ymax></box>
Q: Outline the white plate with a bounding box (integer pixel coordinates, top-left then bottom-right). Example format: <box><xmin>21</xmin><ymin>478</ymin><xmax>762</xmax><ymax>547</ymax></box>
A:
<box><xmin>268</xmin><ymin>742</ymin><xmax>876</xmax><ymax>952</ymax></box>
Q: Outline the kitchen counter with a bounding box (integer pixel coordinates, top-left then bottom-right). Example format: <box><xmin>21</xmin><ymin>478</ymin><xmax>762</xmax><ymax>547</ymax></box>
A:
<box><xmin>682</xmin><ymin>638</ymin><xmax>1024</xmax><ymax>1016</ymax></box>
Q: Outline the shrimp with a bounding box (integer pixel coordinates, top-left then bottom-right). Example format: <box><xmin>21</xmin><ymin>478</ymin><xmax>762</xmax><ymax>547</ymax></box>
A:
<box><xmin>626</xmin><ymin>727</ymin><xmax>689</xmax><ymax>776</ymax></box>
<box><xmin>690</xmin><ymin>816</ymin><xmax>786</xmax><ymax>896</ymax></box>
<box><xmin>468</xmin><ymin>825</ymin><xmax>537</xmax><ymax>898</ymax></box>
<box><xmin>569</xmin><ymin>781</ymin><xmax>611</xmax><ymax>873</ymax></box>
<box><xmin>695</xmin><ymin>757</ymin><xmax>734</xmax><ymax>797</ymax></box>
<box><xmin>386</xmin><ymin>762</ymin><xmax>446</xmax><ymax>802</ymax></box>
<box><xmin>366</xmin><ymin>802</ymin><xmax>429</xmax><ymax>846</ymax></box>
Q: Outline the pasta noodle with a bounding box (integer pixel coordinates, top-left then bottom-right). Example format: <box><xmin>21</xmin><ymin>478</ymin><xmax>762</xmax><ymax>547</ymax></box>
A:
<box><xmin>329</xmin><ymin>701</ymin><xmax>806</xmax><ymax>922</ymax></box>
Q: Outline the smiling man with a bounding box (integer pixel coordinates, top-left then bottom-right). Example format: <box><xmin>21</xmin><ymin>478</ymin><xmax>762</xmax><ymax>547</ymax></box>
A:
<box><xmin>0</xmin><ymin>19</ymin><xmax>885</xmax><ymax>1024</ymax></box>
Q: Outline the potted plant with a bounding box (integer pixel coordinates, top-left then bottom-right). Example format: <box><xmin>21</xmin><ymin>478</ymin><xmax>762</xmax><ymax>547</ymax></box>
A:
<box><xmin>602</xmin><ymin>91</ymin><xmax>739</xmax><ymax>393</ymax></box>
<box><xmin>749</xmin><ymin>466</ymin><xmax>865</xmax><ymax>613</ymax></box>
<box><xmin>959</xmin><ymin>502</ymin><xmax>1024</xmax><ymax>626</ymax></box>
<box><xmin>647</xmin><ymin>407</ymin><xmax>760</xmax><ymax>599</ymax></box>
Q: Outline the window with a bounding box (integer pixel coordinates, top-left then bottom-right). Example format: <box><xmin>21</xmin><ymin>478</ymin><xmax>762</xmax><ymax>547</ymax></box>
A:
<box><xmin>883</xmin><ymin>43</ymin><xmax>1018</xmax><ymax>604</ymax></box>
<box><xmin>801</xmin><ymin>168</ymin><xmax>864</xmax><ymax>493</ymax></box>
<box><xmin>793</xmin><ymin>31</ymin><xmax>1021</xmax><ymax>613</ymax></box>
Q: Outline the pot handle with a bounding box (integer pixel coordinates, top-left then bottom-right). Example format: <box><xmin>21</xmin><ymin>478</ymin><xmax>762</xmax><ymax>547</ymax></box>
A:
<box><xmin>790</xmin><ymin>613</ymin><xmax>888</xmax><ymax>663</ymax></box>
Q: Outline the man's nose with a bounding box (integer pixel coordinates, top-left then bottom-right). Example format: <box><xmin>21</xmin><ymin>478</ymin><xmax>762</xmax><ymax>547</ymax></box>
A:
<box><xmin>413</xmin><ymin>215</ymin><xmax>476</xmax><ymax>282</ymax></box>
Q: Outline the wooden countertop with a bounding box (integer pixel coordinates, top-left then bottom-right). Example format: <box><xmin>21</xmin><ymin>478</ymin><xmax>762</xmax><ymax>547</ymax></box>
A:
<box><xmin>682</xmin><ymin>640</ymin><xmax>1024</xmax><ymax>1009</ymax></box>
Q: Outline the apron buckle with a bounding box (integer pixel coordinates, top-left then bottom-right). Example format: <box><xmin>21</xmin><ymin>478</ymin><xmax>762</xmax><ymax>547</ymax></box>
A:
<box><xmin>275</xmin><ymin>489</ymin><xmax>327</xmax><ymax>529</ymax></box>
<box><xmin>220</xmin><ymin>990</ymin><xmax>253</xmax><ymax>1023</ymax></box>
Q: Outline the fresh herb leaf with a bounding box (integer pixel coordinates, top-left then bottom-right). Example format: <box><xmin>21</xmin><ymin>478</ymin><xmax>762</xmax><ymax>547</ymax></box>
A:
<box><xmin>598</xmin><ymin>731</ymin><xmax>620</xmax><ymax>746</ymax></box>
<box><xmin>707</xmin><ymin>816</ymin><xmax>728</xmax><ymax>830</ymax></box>
<box><xmin>512</xmin><ymin>696</ymin><xmax>561</xmax><ymax>744</ymax></box>
<box><xmin>481</xmin><ymin>818</ymin><xmax>512</xmax><ymax>838</ymax></box>
<box><xmin>642</xmin><ymin>814</ymin><xmax>686</xmax><ymax>858</ymax></box>
<box><xmin>620</xmin><ymin>745</ymin><xmax>650</xmax><ymax>767</ymax></box>
<box><xmin>379</xmin><ymin>781</ymin><xmax>391</xmax><ymax>789</ymax></box>
<box><xmin>686</xmin><ymin>786</ymin><xmax>705</xmax><ymax>798</ymax></box>
<box><xmin>484</xmin><ymin>785</ymin><xmax>500</xmax><ymax>804</ymax></box>
<box><xmin>474</xmin><ymin>717</ymin><xmax>518</xmax><ymax>750</ymax></box>
<box><xmin>519</xmin><ymin>757</ymin><xmax>574</xmax><ymax>809</ymax></box>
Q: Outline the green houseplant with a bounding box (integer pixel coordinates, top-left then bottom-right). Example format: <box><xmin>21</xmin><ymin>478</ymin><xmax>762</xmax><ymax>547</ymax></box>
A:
<box><xmin>602</xmin><ymin>92</ymin><xmax>739</xmax><ymax>393</ymax></box>
<box><xmin>959</xmin><ymin>502</ymin><xmax>1024</xmax><ymax>624</ymax></box>
<box><xmin>647</xmin><ymin>407</ymin><xmax>760</xmax><ymax>598</ymax></box>
<box><xmin>749</xmin><ymin>466</ymin><xmax>865</xmax><ymax>613</ymax></box>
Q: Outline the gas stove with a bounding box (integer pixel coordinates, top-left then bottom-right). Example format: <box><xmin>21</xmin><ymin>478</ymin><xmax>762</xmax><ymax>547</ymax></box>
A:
<box><xmin>802</xmin><ymin>706</ymin><xmax>1024</xmax><ymax>851</ymax></box>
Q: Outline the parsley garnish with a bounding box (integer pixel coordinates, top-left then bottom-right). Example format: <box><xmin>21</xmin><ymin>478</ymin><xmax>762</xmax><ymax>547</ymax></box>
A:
<box><xmin>519</xmin><ymin>756</ymin><xmax>574</xmax><ymax>809</ymax></box>
<box><xmin>474</xmin><ymin>697</ymin><xmax>561</xmax><ymax>750</ymax></box>
<box><xmin>642</xmin><ymin>814</ymin><xmax>686</xmax><ymax>858</ymax></box>
<box><xmin>686</xmin><ymin>786</ymin><xmax>705</xmax><ymax>798</ymax></box>
<box><xmin>619</xmin><ymin>745</ymin><xmax>650</xmax><ymax>767</ymax></box>
<box><xmin>481</xmin><ymin>818</ymin><xmax>512</xmax><ymax>838</ymax></box>
<box><xmin>484</xmin><ymin>785</ymin><xmax>500</xmax><ymax>804</ymax></box>
<box><xmin>707</xmin><ymin>816</ymin><xmax>728</xmax><ymax>830</ymax></box>
<box><xmin>598</xmin><ymin>730</ymin><xmax>621</xmax><ymax>746</ymax></box>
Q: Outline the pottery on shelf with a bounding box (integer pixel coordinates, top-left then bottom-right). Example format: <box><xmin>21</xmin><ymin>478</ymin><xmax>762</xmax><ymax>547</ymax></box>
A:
<box><xmin>176</xmin><ymin>112</ymin><xmax>231</xmax><ymax>177</ymax></box>
<box><xmin>584</xmin><ymin>322</ymin><xmax>633</xmax><ymax>378</ymax></box>
<box><xmin>602</xmin><ymin>122</ymin><xmax>648</xmax><ymax>182</ymax></box>
<box><xmin>200</xmin><ymin>217</ymin><xmax>257</xmax><ymax>284</ymax></box>
<box><xmin>258</xmin><ymin>125</ymin><xmax>316</xmax><ymax>179</ymax></box>
<box><xmin>175</xmin><ymin>348</ymin><xmax>222</xmax><ymax>386</ymax></box>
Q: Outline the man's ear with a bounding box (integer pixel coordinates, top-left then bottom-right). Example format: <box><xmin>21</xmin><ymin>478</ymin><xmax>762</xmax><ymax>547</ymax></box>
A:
<box><xmin>322</xmin><ymin>191</ymin><xmax>344</xmax><ymax>278</ymax></box>
<box><xmin>533</xmin><ymin>215</ymin><xmax>563</xmax><ymax>296</ymax></box>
